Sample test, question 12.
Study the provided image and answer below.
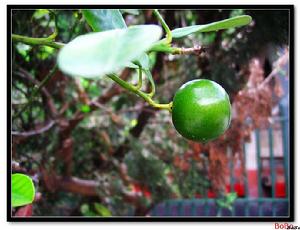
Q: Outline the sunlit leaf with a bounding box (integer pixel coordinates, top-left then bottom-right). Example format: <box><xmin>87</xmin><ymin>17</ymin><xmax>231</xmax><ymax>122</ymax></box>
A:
<box><xmin>80</xmin><ymin>78</ymin><xmax>89</xmax><ymax>88</ymax></box>
<box><xmin>82</xmin><ymin>9</ymin><xmax>126</xmax><ymax>32</ymax></box>
<box><xmin>94</xmin><ymin>203</ymin><xmax>112</xmax><ymax>216</ymax></box>
<box><xmin>80</xmin><ymin>104</ymin><xmax>91</xmax><ymax>113</ymax></box>
<box><xmin>226</xmin><ymin>192</ymin><xmax>237</xmax><ymax>203</ymax></box>
<box><xmin>12</xmin><ymin>173</ymin><xmax>35</xmax><ymax>208</ymax></box>
<box><xmin>58</xmin><ymin>25</ymin><xmax>162</xmax><ymax>78</ymax></box>
<box><xmin>171</xmin><ymin>15</ymin><xmax>252</xmax><ymax>39</ymax></box>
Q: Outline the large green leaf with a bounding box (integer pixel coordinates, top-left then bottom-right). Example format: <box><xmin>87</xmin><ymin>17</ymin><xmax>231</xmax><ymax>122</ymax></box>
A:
<box><xmin>82</xmin><ymin>9</ymin><xmax>126</xmax><ymax>32</ymax></box>
<box><xmin>12</xmin><ymin>173</ymin><xmax>35</xmax><ymax>208</ymax></box>
<box><xmin>83</xmin><ymin>10</ymin><xmax>150</xmax><ymax>72</ymax></box>
<box><xmin>58</xmin><ymin>25</ymin><xmax>162</xmax><ymax>78</ymax></box>
<box><xmin>171</xmin><ymin>15</ymin><xmax>252</xmax><ymax>39</ymax></box>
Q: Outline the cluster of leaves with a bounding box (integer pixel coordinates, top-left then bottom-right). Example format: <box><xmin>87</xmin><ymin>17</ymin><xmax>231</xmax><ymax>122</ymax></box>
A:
<box><xmin>11</xmin><ymin>9</ymin><xmax>289</xmax><ymax>216</ymax></box>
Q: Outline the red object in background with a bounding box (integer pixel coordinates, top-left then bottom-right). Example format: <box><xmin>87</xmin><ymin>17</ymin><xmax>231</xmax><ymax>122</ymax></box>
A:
<box><xmin>233</xmin><ymin>169</ymin><xmax>286</xmax><ymax>198</ymax></box>
<box><xmin>207</xmin><ymin>191</ymin><xmax>216</xmax><ymax>198</ymax></box>
<box><xmin>143</xmin><ymin>189</ymin><xmax>151</xmax><ymax>199</ymax></box>
<box><xmin>193</xmin><ymin>166</ymin><xmax>286</xmax><ymax>199</ymax></box>
<box><xmin>132</xmin><ymin>183</ymin><xmax>142</xmax><ymax>193</ymax></box>
<box><xmin>15</xmin><ymin>204</ymin><xmax>33</xmax><ymax>217</ymax></box>
<box><xmin>194</xmin><ymin>191</ymin><xmax>216</xmax><ymax>198</ymax></box>
<box><xmin>132</xmin><ymin>183</ymin><xmax>151</xmax><ymax>199</ymax></box>
<box><xmin>234</xmin><ymin>183</ymin><xmax>245</xmax><ymax>197</ymax></box>
<box><xmin>225</xmin><ymin>183</ymin><xmax>245</xmax><ymax>197</ymax></box>
<box><xmin>275</xmin><ymin>182</ymin><xmax>286</xmax><ymax>198</ymax></box>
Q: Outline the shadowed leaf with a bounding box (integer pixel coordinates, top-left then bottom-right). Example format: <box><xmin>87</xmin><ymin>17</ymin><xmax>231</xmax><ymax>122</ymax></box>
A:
<box><xmin>171</xmin><ymin>15</ymin><xmax>252</xmax><ymax>39</ymax></box>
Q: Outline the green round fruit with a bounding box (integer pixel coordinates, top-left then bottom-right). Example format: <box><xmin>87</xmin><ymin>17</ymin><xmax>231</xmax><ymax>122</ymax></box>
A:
<box><xmin>171</xmin><ymin>79</ymin><xmax>231</xmax><ymax>142</ymax></box>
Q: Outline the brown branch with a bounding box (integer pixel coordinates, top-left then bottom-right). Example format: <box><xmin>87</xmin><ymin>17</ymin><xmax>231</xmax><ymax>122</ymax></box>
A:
<box><xmin>12</xmin><ymin>120</ymin><xmax>55</xmax><ymax>137</ymax></box>
<box><xmin>56</xmin><ymin>119</ymin><xmax>74</xmax><ymax>177</ymax></box>
<box><xmin>58</xmin><ymin>177</ymin><xmax>99</xmax><ymax>196</ymax></box>
<box><xmin>259</xmin><ymin>48</ymin><xmax>289</xmax><ymax>89</ymax></box>
<box><xmin>53</xmin><ymin>176</ymin><xmax>143</xmax><ymax>207</ymax></box>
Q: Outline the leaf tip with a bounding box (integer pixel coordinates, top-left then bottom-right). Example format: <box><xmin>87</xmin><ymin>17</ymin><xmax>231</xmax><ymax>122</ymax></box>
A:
<box><xmin>244</xmin><ymin>15</ymin><xmax>253</xmax><ymax>25</ymax></box>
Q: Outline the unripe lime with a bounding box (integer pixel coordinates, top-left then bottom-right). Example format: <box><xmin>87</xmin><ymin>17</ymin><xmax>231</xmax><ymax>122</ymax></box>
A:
<box><xmin>171</xmin><ymin>79</ymin><xmax>231</xmax><ymax>142</ymax></box>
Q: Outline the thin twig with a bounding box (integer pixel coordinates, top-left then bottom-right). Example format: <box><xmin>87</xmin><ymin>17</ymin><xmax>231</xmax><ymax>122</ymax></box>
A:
<box><xmin>12</xmin><ymin>120</ymin><xmax>56</xmax><ymax>137</ymax></box>
<box><xmin>176</xmin><ymin>45</ymin><xmax>207</xmax><ymax>56</ymax></box>
<box><xmin>259</xmin><ymin>49</ymin><xmax>289</xmax><ymax>89</ymax></box>
<box><xmin>246</xmin><ymin>49</ymin><xmax>289</xmax><ymax>95</ymax></box>
<box><xmin>107</xmin><ymin>73</ymin><xmax>172</xmax><ymax>112</ymax></box>
<box><xmin>12</xmin><ymin>34</ymin><xmax>64</xmax><ymax>49</ymax></box>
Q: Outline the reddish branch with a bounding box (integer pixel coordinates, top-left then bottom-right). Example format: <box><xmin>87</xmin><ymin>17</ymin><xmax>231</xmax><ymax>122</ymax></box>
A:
<box><xmin>58</xmin><ymin>177</ymin><xmax>99</xmax><ymax>196</ymax></box>
<box><xmin>40</xmin><ymin>173</ymin><xmax>143</xmax><ymax>207</ymax></box>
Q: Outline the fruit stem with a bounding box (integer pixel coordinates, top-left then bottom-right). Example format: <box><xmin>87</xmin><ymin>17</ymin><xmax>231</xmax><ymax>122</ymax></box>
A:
<box><xmin>144</xmin><ymin>69</ymin><xmax>156</xmax><ymax>98</ymax></box>
<box><xmin>135</xmin><ymin>67</ymin><xmax>143</xmax><ymax>90</ymax></box>
<box><xmin>107</xmin><ymin>73</ymin><xmax>172</xmax><ymax>112</ymax></box>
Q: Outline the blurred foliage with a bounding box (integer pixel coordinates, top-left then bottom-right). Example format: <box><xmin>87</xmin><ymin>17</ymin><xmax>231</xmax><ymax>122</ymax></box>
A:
<box><xmin>11</xmin><ymin>9</ymin><xmax>289</xmax><ymax>216</ymax></box>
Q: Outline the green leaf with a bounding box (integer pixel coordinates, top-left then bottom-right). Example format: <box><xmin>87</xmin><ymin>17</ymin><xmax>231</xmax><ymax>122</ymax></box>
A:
<box><xmin>127</xmin><ymin>53</ymin><xmax>150</xmax><ymax>70</ymax></box>
<box><xmin>12</xmin><ymin>173</ymin><xmax>35</xmax><ymax>207</ymax></box>
<box><xmin>80</xmin><ymin>78</ymin><xmax>89</xmax><ymax>88</ymax></box>
<box><xmin>80</xmin><ymin>104</ymin><xmax>91</xmax><ymax>113</ymax></box>
<box><xmin>94</xmin><ymin>203</ymin><xmax>112</xmax><ymax>216</ymax></box>
<box><xmin>226</xmin><ymin>192</ymin><xmax>237</xmax><ymax>203</ymax></box>
<box><xmin>82</xmin><ymin>9</ymin><xmax>126</xmax><ymax>32</ymax></box>
<box><xmin>135</xmin><ymin>53</ymin><xmax>150</xmax><ymax>69</ymax></box>
<box><xmin>58</xmin><ymin>25</ymin><xmax>162</xmax><ymax>78</ymax></box>
<box><xmin>80</xmin><ymin>204</ymin><xmax>89</xmax><ymax>214</ymax></box>
<box><xmin>171</xmin><ymin>15</ymin><xmax>252</xmax><ymax>39</ymax></box>
<box><xmin>83</xmin><ymin>9</ymin><xmax>147</xmax><ymax>70</ymax></box>
<box><xmin>80</xmin><ymin>204</ymin><xmax>97</xmax><ymax>216</ymax></box>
